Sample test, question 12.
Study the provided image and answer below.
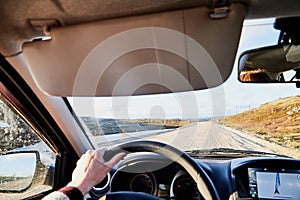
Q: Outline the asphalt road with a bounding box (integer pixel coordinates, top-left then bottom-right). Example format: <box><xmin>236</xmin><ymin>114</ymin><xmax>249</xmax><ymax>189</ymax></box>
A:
<box><xmin>91</xmin><ymin>121</ymin><xmax>299</xmax><ymax>158</ymax></box>
<box><xmin>145</xmin><ymin>121</ymin><xmax>300</xmax><ymax>158</ymax></box>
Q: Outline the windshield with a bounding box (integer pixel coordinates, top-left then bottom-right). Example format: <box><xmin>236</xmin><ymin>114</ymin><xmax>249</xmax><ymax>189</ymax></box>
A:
<box><xmin>68</xmin><ymin>18</ymin><xmax>300</xmax><ymax>158</ymax></box>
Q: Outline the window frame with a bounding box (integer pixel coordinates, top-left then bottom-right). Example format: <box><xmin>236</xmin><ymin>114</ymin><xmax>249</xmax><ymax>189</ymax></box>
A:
<box><xmin>0</xmin><ymin>54</ymin><xmax>79</xmax><ymax>198</ymax></box>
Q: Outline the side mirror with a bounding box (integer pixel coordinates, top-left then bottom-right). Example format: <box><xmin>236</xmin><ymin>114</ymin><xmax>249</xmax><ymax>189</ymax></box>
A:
<box><xmin>0</xmin><ymin>151</ymin><xmax>39</xmax><ymax>192</ymax></box>
<box><xmin>238</xmin><ymin>44</ymin><xmax>300</xmax><ymax>87</ymax></box>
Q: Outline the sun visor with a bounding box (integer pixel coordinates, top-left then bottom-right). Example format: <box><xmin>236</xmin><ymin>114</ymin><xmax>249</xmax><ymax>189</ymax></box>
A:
<box><xmin>23</xmin><ymin>4</ymin><xmax>246</xmax><ymax>97</ymax></box>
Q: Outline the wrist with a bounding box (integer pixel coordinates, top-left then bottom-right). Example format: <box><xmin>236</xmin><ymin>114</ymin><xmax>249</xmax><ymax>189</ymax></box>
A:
<box><xmin>67</xmin><ymin>181</ymin><xmax>91</xmax><ymax>196</ymax></box>
<box><xmin>58</xmin><ymin>186</ymin><xmax>84</xmax><ymax>200</ymax></box>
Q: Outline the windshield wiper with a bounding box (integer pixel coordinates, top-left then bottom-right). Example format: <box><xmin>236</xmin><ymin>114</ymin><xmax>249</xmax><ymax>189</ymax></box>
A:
<box><xmin>185</xmin><ymin>148</ymin><xmax>290</xmax><ymax>158</ymax></box>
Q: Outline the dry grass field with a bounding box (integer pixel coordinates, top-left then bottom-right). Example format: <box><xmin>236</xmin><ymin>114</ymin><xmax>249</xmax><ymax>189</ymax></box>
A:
<box><xmin>217</xmin><ymin>96</ymin><xmax>300</xmax><ymax>150</ymax></box>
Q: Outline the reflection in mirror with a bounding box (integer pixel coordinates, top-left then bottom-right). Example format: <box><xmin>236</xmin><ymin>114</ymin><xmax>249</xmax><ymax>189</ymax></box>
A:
<box><xmin>0</xmin><ymin>152</ymin><xmax>37</xmax><ymax>192</ymax></box>
<box><xmin>239</xmin><ymin>45</ymin><xmax>300</xmax><ymax>87</ymax></box>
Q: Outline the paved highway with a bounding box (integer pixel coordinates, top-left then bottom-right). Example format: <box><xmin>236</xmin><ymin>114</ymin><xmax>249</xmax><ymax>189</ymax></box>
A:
<box><xmin>91</xmin><ymin>121</ymin><xmax>299</xmax><ymax>158</ymax></box>
<box><xmin>146</xmin><ymin>121</ymin><xmax>299</xmax><ymax>158</ymax></box>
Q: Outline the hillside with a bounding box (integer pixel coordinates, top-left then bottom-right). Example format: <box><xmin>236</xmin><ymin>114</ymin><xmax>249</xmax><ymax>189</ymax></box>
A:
<box><xmin>81</xmin><ymin>117</ymin><xmax>193</xmax><ymax>136</ymax></box>
<box><xmin>217</xmin><ymin>96</ymin><xmax>300</xmax><ymax>150</ymax></box>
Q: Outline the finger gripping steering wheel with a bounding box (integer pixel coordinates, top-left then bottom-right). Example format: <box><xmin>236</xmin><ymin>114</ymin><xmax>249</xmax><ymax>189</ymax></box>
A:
<box><xmin>104</xmin><ymin>140</ymin><xmax>220</xmax><ymax>200</ymax></box>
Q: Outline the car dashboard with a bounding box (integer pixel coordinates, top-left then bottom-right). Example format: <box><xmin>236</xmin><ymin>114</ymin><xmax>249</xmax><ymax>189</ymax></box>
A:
<box><xmin>89</xmin><ymin>153</ymin><xmax>300</xmax><ymax>200</ymax></box>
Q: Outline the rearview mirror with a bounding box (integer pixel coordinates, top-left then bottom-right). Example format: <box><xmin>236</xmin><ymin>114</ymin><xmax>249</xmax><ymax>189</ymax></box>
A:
<box><xmin>0</xmin><ymin>151</ymin><xmax>38</xmax><ymax>192</ymax></box>
<box><xmin>238</xmin><ymin>44</ymin><xmax>300</xmax><ymax>87</ymax></box>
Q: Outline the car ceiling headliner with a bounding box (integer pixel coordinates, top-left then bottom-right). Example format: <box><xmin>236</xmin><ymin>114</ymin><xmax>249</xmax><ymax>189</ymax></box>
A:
<box><xmin>1</xmin><ymin>0</ymin><xmax>300</xmax><ymax>57</ymax></box>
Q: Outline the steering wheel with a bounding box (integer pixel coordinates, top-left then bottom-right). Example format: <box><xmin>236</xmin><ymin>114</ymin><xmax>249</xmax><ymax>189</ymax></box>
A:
<box><xmin>103</xmin><ymin>140</ymin><xmax>220</xmax><ymax>200</ymax></box>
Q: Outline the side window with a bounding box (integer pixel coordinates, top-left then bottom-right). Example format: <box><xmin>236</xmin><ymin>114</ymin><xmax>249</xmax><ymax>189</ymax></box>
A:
<box><xmin>0</xmin><ymin>96</ymin><xmax>56</xmax><ymax>199</ymax></box>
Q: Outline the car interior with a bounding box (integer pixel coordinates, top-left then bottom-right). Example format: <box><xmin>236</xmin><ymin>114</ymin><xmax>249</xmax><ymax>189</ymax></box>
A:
<box><xmin>0</xmin><ymin>0</ymin><xmax>300</xmax><ymax>200</ymax></box>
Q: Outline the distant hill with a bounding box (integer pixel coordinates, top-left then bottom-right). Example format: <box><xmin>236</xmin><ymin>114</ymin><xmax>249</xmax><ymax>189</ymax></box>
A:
<box><xmin>81</xmin><ymin>117</ymin><xmax>193</xmax><ymax>136</ymax></box>
<box><xmin>217</xmin><ymin>96</ymin><xmax>300</xmax><ymax>149</ymax></box>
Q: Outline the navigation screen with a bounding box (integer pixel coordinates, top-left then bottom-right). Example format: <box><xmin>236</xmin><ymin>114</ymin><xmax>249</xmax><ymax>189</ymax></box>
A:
<box><xmin>248</xmin><ymin>168</ymin><xmax>300</xmax><ymax>199</ymax></box>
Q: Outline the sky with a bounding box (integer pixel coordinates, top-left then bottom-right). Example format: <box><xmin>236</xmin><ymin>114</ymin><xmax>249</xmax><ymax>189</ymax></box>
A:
<box><xmin>69</xmin><ymin>18</ymin><xmax>299</xmax><ymax>119</ymax></box>
<box><xmin>0</xmin><ymin>153</ymin><xmax>36</xmax><ymax>177</ymax></box>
